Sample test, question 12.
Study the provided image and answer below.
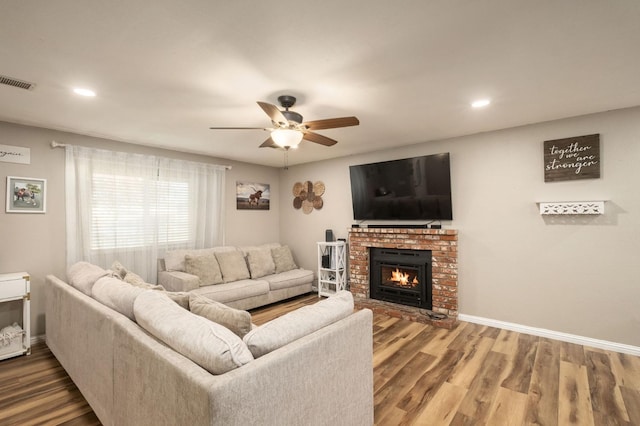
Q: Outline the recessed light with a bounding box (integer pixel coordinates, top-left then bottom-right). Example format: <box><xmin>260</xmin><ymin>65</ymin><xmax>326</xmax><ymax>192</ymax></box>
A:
<box><xmin>471</xmin><ymin>99</ymin><xmax>491</xmax><ymax>108</ymax></box>
<box><xmin>73</xmin><ymin>88</ymin><xmax>96</xmax><ymax>97</ymax></box>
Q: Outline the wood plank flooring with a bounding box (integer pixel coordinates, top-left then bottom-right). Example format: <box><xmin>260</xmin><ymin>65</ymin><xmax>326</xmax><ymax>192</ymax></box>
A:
<box><xmin>1</xmin><ymin>294</ymin><xmax>639</xmax><ymax>425</ymax></box>
<box><xmin>0</xmin><ymin>341</ymin><xmax>100</xmax><ymax>426</ymax></box>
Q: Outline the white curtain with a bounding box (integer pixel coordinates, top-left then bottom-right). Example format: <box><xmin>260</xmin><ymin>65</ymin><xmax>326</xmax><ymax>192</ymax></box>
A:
<box><xmin>66</xmin><ymin>145</ymin><xmax>226</xmax><ymax>283</ymax></box>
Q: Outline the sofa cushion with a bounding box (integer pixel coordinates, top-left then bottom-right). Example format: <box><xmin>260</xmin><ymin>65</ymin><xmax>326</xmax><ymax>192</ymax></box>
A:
<box><xmin>134</xmin><ymin>291</ymin><xmax>253</xmax><ymax>374</ymax></box>
<box><xmin>189</xmin><ymin>294</ymin><xmax>252</xmax><ymax>338</ymax></box>
<box><xmin>246</xmin><ymin>248</ymin><xmax>276</xmax><ymax>279</ymax></box>
<box><xmin>262</xmin><ymin>268</ymin><xmax>314</xmax><ymax>291</ymax></box>
<box><xmin>164</xmin><ymin>246</ymin><xmax>237</xmax><ymax>272</ymax></box>
<box><xmin>243</xmin><ymin>290</ymin><xmax>354</xmax><ymax>358</ymax></box>
<box><xmin>67</xmin><ymin>261</ymin><xmax>112</xmax><ymax>296</ymax></box>
<box><xmin>215</xmin><ymin>250</ymin><xmax>250</xmax><ymax>282</ymax></box>
<box><xmin>92</xmin><ymin>276</ymin><xmax>146</xmax><ymax>321</ymax></box>
<box><xmin>92</xmin><ymin>277</ymin><xmax>190</xmax><ymax>318</ymax></box>
<box><xmin>271</xmin><ymin>246</ymin><xmax>297</xmax><ymax>274</ymax></box>
<box><xmin>190</xmin><ymin>279</ymin><xmax>269</xmax><ymax>304</ymax></box>
<box><xmin>185</xmin><ymin>253</ymin><xmax>223</xmax><ymax>286</ymax></box>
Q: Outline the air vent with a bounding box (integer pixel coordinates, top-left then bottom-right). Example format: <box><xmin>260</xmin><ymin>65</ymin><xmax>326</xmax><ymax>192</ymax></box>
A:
<box><xmin>0</xmin><ymin>75</ymin><xmax>36</xmax><ymax>91</ymax></box>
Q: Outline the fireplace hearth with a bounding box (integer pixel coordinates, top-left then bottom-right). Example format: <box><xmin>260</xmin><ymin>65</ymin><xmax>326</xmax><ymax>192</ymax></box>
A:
<box><xmin>348</xmin><ymin>228</ymin><xmax>458</xmax><ymax>328</ymax></box>
<box><xmin>370</xmin><ymin>248</ymin><xmax>432</xmax><ymax>309</ymax></box>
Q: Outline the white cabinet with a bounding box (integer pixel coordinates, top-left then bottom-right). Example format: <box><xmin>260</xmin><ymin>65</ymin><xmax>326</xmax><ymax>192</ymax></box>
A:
<box><xmin>317</xmin><ymin>241</ymin><xmax>347</xmax><ymax>297</ymax></box>
<box><xmin>0</xmin><ymin>272</ymin><xmax>31</xmax><ymax>360</ymax></box>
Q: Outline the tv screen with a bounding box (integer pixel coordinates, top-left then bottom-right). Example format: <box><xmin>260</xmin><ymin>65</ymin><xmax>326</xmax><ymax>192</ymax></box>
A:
<box><xmin>349</xmin><ymin>153</ymin><xmax>452</xmax><ymax>221</ymax></box>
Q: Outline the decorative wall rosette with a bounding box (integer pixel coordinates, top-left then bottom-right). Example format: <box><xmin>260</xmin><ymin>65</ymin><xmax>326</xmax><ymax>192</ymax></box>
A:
<box><xmin>292</xmin><ymin>181</ymin><xmax>325</xmax><ymax>214</ymax></box>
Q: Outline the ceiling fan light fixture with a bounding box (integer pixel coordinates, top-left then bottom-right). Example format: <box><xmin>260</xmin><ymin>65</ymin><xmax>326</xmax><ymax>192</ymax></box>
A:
<box><xmin>210</xmin><ymin>95</ymin><xmax>358</xmax><ymax>150</ymax></box>
<box><xmin>271</xmin><ymin>128</ymin><xmax>303</xmax><ymax>148</ymax></box>
<box><xmin>471</xmin><ymin>98</ymin><xmax>491</xmax><ymax>108</ymax></box>
<box><xmin>73</xmin><ymin>87</ymin><xmax>96</xmax><ymax>97</ymax></box>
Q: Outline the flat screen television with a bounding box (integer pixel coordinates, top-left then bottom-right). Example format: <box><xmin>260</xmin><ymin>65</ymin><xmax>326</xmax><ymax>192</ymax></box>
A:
<box><xmin>349</xmin><ymin>152</ymin><xmax>452</xmax><ymax>221</ymax></box>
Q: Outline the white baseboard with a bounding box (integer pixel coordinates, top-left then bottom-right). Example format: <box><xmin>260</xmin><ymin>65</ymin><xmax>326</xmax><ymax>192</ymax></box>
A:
<box><xmin>458</xmin><ymin>313</ymin><xmax>640</xmax><ymax>357</ymax></box>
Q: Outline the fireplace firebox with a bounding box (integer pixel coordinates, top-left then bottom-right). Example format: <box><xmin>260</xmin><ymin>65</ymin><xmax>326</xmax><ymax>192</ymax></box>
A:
<box><xmin>370</xmin><ymin>247</ymin><xmax>432</xmax><ymax>309</ymax></box>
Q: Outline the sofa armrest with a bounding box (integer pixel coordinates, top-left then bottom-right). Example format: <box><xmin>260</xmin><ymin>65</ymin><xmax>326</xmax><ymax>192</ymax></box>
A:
<box><xmin>209</xmin><ymin>309</ymin><xmax>374</xmax><ymax>425</ymax></box>
<box><xmin>158</xmin><ymin>270</ymin><xmax>200</xmax><ymax>292</ymax></box>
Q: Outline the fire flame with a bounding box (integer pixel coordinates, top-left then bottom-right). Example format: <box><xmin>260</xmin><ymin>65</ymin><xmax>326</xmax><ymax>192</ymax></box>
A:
<box><xmin>389</xmin><ymin>268</ymin><xmax>419</xmax><ymax>287</ymax></box>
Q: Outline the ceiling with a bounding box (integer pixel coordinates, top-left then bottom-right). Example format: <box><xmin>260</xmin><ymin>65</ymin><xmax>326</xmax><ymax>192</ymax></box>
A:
<box><xmin>1</xmin><ymin>1</ymin><xmax>639</xmax><ymax>167</ymax></box>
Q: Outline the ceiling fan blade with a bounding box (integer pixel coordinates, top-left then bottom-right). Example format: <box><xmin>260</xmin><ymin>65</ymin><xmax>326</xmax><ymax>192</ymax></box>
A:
<box><xmin>259</xmin><ymin>137</ymin><xmax>279</xmax><ymax>148</ymax></box>
<box><xmin>257</xmin><ymin>101</ymin><xmax>288</xmax><ymax>126</ymax></box>
<box><xmin>303</xmin><ymin>116</ymin><xmax>359</xmax><ymax>130</ymax></box>
<box><xmin>209</xmin><ymin>127</ymin><xmax>268</xmax><ymax>130</ymax></box>
<box><xmin>303</xmin><ymin>131</ymin><xmax>338</xmax><ymax>146</ymax></box>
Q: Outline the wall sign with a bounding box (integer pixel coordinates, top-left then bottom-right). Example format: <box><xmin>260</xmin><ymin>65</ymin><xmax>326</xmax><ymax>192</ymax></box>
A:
<box><xmin>544</xmin><ymin>134</ymin><xmax>600</xmax><ymax>182</ymax></box>
<box><xmin>0</xmin><ymin>144</ymin><xmax>30</xmax><ymax>164</ymax></box>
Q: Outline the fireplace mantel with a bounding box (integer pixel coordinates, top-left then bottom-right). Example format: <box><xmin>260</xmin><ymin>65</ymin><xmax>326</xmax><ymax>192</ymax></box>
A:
<box><xmin>348</xmin><ymin>227</ymin><xmax>458</xmax><ymax>328</ymax></box>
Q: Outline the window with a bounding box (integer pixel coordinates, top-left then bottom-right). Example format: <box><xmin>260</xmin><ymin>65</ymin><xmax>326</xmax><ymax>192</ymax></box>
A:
<box><xmin>66</xmin><ymin>145</ymin><xmax>226</xmax><ymax>282</ymax></box>
<box><xmin>90</xmin><ymin>174</ymin><xmax>190</xmax><ymax>249</ymax></box>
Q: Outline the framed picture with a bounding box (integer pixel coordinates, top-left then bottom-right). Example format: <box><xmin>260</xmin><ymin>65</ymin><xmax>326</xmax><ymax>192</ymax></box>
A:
<box><xmin>236</xmin><ymin>181</ymin><xmax>270</xmax><ymax>210</ymax></box>
<box><xmin>6</xmin><ymin>176</ymin><xmax>47</xmax><ymax>213</ymax></box>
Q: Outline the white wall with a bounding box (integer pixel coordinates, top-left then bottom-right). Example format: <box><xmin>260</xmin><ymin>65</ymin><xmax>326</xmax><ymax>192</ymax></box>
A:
<box><xmin>0</xmin><ymin>121</ymin><xmax>280</xmax><ymax>336</ymax></box>
<box><xmin>279</xmin><ymin>106</ymin><xmax>640</xmax><ymax>347</ymax></box>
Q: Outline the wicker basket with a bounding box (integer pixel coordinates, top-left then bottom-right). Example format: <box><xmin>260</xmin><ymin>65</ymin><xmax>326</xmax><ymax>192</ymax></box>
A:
<box><xmin>0</xmin><ymin>323</ymin><xmax>25</xmax><ymax>356</ymax></box>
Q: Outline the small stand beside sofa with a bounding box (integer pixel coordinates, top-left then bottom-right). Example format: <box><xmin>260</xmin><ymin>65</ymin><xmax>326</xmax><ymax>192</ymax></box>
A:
<box><xmin>157</xmin><ymin>243</ymin><xmax>313</xmax><ymax>310</ymax></box>
<box><xmin>45</xmin><ymin>259</ymin><xmax>374</xmax><ymax>426</ymax></box>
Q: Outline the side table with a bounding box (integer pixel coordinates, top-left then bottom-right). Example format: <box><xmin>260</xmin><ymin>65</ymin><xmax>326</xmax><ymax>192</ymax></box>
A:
<box><xmin>0</xmin><ymin>272</ymin><xmax>31</xmax><ymax>360</ymax></box>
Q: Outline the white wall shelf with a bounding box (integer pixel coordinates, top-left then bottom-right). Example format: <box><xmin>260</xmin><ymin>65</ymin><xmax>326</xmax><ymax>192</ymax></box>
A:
<box><xmin>538</xmin><ymin>201</ymin><xmax>605</xmax><ymax>215</ymax></box>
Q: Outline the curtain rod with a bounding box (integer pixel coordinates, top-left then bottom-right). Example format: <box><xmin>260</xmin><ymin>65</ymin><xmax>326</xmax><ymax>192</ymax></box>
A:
<box><xmin>50</xmin><ymin>140</ymin><xmax>232</xmax><ymax>170</ymax></box>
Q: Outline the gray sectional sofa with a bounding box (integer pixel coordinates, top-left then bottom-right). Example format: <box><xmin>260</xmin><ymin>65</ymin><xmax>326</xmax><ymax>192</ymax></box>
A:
<box><xmin>157</xmin><ymin>243</ymin><xmax>313</xmax><ymax>310</ymax></box>
<box><xmin>45</xmin><ymin>266</ymin><xmax>374</xmax><ymax>426</ymax></box>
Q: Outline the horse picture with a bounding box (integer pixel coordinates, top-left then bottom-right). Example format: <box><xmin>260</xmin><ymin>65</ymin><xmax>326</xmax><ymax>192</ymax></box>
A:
<box><xmin>236</xmin><ymin>181</ymin><xmax>270</xmax><ymax>210</ymax></box>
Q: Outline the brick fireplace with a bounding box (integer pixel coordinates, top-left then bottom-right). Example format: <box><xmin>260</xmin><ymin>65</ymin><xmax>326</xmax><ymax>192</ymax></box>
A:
<box><xmin>348</xmin><ymin>228</ymin><xmax>458</xmax><ymax>328</ymax></box>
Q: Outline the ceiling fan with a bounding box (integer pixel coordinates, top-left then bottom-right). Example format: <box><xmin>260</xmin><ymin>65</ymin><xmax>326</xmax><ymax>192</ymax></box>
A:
<box><xmin>209</xmin><ymin>95</ymin><xmax>359</xmax><ymax>149</ymax></box>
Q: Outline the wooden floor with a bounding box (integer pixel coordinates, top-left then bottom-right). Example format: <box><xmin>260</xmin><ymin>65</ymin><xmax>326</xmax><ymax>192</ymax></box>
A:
<box><xmin>0</xmin><ymin>343</ymin><xmax>100</xmax><ymax>426</ymax></box>
<box><xmin>1</xmin><ymin>294</ymin><xmax>639</xmax><ymax>425</ymax></box>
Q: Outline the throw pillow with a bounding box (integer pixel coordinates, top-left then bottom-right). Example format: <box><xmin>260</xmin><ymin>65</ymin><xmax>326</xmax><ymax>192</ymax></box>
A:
<box><xmin>134</xmin><ymin>291</ymin><xmax>253</xmax><ymax>374</ymax></box>
<box><xmin>239</xmin><ymin>243</ymin><xmax>281</xmax><ymax>257</ymax></box>
<box><xmin>243</xmin><ymin>290</ymin><xmax>354</xmax><ymax>358</ymax></box>
<box><xmin>185</xmin><ymin>253</ymin><xmax>223</xmax><ymax>286</ymax></box>
<box><xmin>271</xmin><ymin>246</ymin><xmax>297</xmax><ymax>274</ymax></box>
<box><xmin>110</xmin><ymin>260</ymin><xmax>128</xmax><ymax>280</ymax></box>
<box><xmin>246</xmin><ymin>248</ymin><xmax>276</xmax><ymax>279</ymax></box>
<box><xmin>215</xmin><ymin>250</ymin><xmax>250</xmax><ymax>283</ymax></box>
<box><xmin>189</xmin><ymin>294</ymin><xmax>252</xmax><ymax>338</ymax></box>
<box><xmin>164</xmin><ymin>291</ymin><xmax>190</xmax><ymax>309</ymax></box>
<box><xmin>124</xmin><ymin>271</ymin><xmax>165</xmax><ymax>290</ymax></box>
<box><xmin>164</xmin><ymin>249</ymin><xmax>190</xmax><ymax>272</ymax></box>
<box><xmin>164</xmin><ymin>247</ymin><xmax>237</xmax><ymax>272</ymax></box>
